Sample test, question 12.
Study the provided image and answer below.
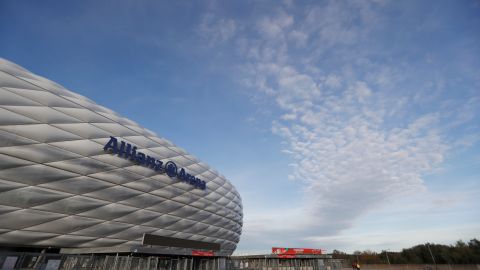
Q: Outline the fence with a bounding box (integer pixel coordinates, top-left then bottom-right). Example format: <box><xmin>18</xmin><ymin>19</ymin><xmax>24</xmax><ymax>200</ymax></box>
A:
<box><xmin>343</xmin><ymin>265</ymin><xmax>480</xmax><ymax>270</ymax></box>
<box><xmin>228</xmin><ymin>257</ymin><xmax>343</xmax><ymax>270</ymax></box>
<box><xmin>0</xmin><ymin>252</ymin><xmax>229</xmax><ymax>270</ymax></box>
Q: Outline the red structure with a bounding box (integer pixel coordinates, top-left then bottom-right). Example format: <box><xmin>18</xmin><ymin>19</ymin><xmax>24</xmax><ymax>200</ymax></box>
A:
<box><xmin>272</xmin><ymin>247</ymin><xmax>323</xmax><ymax>257</ymax></box>
<box><xmin>191</xmin><ymin>250</ymin><xmax>215</xmax><ymax>257</ymax></box>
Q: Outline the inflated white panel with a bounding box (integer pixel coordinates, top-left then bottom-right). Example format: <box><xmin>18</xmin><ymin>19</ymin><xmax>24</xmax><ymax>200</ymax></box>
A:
<box><xmin>0</xmin><ymin>58</ymin><xmax>242</xmax><ymax>255</ymax></box>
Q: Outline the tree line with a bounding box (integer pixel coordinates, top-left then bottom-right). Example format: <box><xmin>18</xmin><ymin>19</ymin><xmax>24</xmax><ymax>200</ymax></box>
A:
<box><xmin>331</xmin><ymin>239</ymin><xmax>480</xmax><ymax>264</ymax></box>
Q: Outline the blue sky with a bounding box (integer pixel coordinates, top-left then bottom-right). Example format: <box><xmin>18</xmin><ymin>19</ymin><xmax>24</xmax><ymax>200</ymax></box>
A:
<box><xmin>1</xmin><ymin>0</ymin><xmax>479</xmax><ymax>253</ymax></box>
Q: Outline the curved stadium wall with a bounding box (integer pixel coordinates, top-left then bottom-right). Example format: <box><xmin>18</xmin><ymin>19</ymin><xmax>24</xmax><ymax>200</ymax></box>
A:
<box><xmin>0</xmin><ymin>58</ymin><xmax>243</xmax><ymax>256</ymax></box>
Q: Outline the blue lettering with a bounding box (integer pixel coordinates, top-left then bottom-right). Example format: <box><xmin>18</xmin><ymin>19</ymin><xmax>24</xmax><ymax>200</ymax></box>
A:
<box><xmin>118</xmin><ymin>141</ymin><xmax>134</xmax><ymax>159</ymax></box>
<box><xmin>104</xmin><ymin>136</ymin><xmax>206</xmax><ymax>190</ymax></box>
<box><xmin>165</xmin><ymin>161</ymin><xmax>178</xmax><ymax>178</ymax></box>
<box><xmin>178</xmin><ymin>168</ymin><xmax>186</xmax><ymax>181</ymax></box>
<box><xmin>187</xmin><ymin>174</ymin><xmax>195</xmax><ymax>184</ymax></box>
<box><xmin>194</xmin><ymin>177</ymin><xmax>201</xmax><ymax>187</ymax></box>
<box><xmin>136</xmin><ymin>152</ymin><xmax>145</xmax><ymax>165</ymax></box>
<box><xmin>145</xmin><ymin>156</ymin><xmax>156</xmax><ymax>169</ymax></box>
<box><xmin>154</xmin><ymin>160</ymin><xmax>164</xmax><ymax>172</ymax></box>
<box><xmin>103</xmin><ymin>136</ymin><xmax>118</xmax><ymax>154</ymax></box>
<box><xmin>130</xmin><ymin>146</ymin><xmax>137</xmax><ymax>161</ymax></box>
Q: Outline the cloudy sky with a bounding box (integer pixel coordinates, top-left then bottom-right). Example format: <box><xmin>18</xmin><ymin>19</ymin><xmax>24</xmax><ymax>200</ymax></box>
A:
<box><xmin>1</xmin><ymin>0</ymin><xmax>479</xmax><ymax>253</ymax></box>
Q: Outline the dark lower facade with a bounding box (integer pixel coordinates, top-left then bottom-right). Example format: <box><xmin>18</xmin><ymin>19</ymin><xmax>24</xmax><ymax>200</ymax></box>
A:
<box><xmin>0</xmin><ymin>250</ymin><xmax>229</xmax><ymax>270</ymax></box>
<box><xmin>230</xmin><ymin>254</ymin><xmax>343</xmax><ymax>270</ymax></box>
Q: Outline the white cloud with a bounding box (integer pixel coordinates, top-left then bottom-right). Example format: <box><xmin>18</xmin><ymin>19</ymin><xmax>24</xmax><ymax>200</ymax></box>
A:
<box><xmin>289</xmin><ymin>30</ymin><xmax>308</xmax><ymax>47</ymax></box>
<box><xmin>262</xmin><ymin>65</ymin><xmax>449</xmax><ymax>240</ymax></box>
<box><xmin>197</xmin><ymin>13</ymin><xmax>236</xmax><ymax>45</ymax></box>
<box><xmin>324</xmin><ymin>74</ymin><xmax>342</xmax><ymax>89</ymax></box>
<box><xmin>197</xmin><ymin>0</ymin><xmax>480</xmax><ymax>252</ymax></box>
<box><xmin>258</xmin><ymin>11</ymin><xmax>294</xmax><ymax>39</ymax></box>
<box><xmin>232</xmin><ymin>1</ymin><xmax>458</xmax><ymax>247</ymax></box>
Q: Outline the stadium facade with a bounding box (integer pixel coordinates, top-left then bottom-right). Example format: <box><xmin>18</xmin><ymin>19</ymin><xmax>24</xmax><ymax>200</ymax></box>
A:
<box><xmin>0</xmin><ymin>58</ymin><xmax>243</xmax><ymax>258</ymax></box>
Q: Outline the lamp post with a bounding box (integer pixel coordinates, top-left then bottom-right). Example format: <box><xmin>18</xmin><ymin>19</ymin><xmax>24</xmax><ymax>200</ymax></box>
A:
<box><xmin>426</xmin><ymin>244</ymin><xmax>437</xmax><ymax>270</ymax></box>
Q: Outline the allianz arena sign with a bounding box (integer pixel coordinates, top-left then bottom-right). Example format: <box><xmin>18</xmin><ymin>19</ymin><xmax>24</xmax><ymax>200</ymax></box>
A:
<box><xmin>104</xmin><ymin>136</ymin><xmax>207</xmax><ymax>190</ymax></box>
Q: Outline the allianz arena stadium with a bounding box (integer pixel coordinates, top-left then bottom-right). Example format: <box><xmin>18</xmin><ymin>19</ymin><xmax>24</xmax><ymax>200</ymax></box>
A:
<box><xmin>0</xmin><ymin>58</ymin><xmax>243</xmax><ymax>258</ymax></box>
